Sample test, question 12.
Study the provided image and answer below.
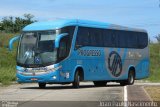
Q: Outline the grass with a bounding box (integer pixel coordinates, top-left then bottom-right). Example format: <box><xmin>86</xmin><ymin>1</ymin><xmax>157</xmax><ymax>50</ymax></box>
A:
<box><xmin>0</xmin><ymin>33</ymin><xmax>17</xmax><ymax>85</ymax></box>
<box><xmin>145</xmin><ymin>86</ymin><xmax>160</xmax><ymax>101</ymax></box>
<box><xmin>146</xmin><ymin>44</ymin><xmax>160</xmax><ymax>82</ymax></box>
<box><xmin>0</xmin><ymin>32</ymin><xmax>160</xmax><ymax>85</ymax></box>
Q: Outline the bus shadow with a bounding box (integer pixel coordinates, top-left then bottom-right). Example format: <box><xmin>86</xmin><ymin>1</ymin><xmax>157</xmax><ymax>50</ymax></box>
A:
<box><xmin>20</xmin><ymin>84</ymin><xmax>121</xmax><ymax>90</ymax></box>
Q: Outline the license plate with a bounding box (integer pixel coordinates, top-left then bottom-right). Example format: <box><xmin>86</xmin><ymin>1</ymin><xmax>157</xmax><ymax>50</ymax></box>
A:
<box><xmin>31</xmin><ymin>78</ymin><xmax>38</xmax><ymax>81</ymax></box>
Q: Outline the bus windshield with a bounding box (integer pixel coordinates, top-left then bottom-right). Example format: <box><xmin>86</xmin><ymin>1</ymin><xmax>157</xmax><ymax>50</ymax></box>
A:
<box><xmin>17</xmin><ymin>30</ymin><xmax>59</xmax><ymax>67</ymax></box>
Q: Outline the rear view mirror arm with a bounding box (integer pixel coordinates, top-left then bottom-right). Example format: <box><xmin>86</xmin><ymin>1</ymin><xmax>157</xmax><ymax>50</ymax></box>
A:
<box><xmin>55</xmin><ymin>33</ymin><xmax>68</xmax><ymax>48</ymax></box>
<box><xmin>9</xmin><ymin>35</ymin><xmax>20</xmax><ymax>51</ymax></box>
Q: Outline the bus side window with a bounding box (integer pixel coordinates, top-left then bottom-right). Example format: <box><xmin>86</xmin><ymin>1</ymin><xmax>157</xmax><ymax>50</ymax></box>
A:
<box><xmin>111</xmin><ymin>34</ymin><xmax>116</xmax><ymax>46</ymax></box>
<box><xmin>138</xmin><ymin>32</ymin><xmax>148</xmax><ymax>49</ymax></box>
<box><xmin>103</xmin><ymin>29</ymin><xmax>115</xmax><ymax>47</ymax></box>
<box><xmin>75</xmin><ymin>27</ymin><xmax>89</xmax><ymax>49</ymax></box>
<box><xmin>58</xmin><ymin>36</ymin><xmax>69</xmax><ymax>60</ymax></box>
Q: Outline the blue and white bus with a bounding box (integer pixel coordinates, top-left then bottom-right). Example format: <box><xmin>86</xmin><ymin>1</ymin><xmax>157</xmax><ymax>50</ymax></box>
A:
<box><xmin>10</xmin><ymin>19</ymin><xmax>149</xmax><ymax>88</ymax></box>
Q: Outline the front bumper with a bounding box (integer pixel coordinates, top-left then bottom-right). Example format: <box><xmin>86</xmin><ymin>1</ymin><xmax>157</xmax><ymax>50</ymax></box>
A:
<box><xmin>17</xmin><ymin>71</ymin><xmax>60</xmax><ymax>83</ymax></box>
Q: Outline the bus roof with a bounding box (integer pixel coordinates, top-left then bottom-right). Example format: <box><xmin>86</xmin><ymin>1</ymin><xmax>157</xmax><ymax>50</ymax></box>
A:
<box><xmin>23</xmin><ymin>19</ymin><xmax>146</xmax><ymax>32</ymax></box>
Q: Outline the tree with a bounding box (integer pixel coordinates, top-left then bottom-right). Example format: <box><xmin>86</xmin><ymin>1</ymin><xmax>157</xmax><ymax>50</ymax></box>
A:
<box><xmin>23</xmin><ymin>14</ymin><xmax>36</xmax><ymax>26</ymax></box>
<box><xmin>14</xmin><ymin>17</ymin><xmax>24</xmax><ymax>32</ymax></box>
<box><xmin>24</xmin><ymin>14</ymin><xmax>34</xmax><ymax>22</ymax></box>
<box><xmin>148</xmin><ymin>37</ymin><xmax>153</xmax><ymax>44</ymax></box>
<box><xmin>0</xmin><ymin>13</ymin><xmax>37</xmax><ymax>33</ymax></box>
<box><xmin>1</xmin><ymin>16</ymin><xmax>14</xmax><ymax>32</ymax></box>
<box><xmin>0</xmin><ymin>22</ymin><xmax>3</xmax><ymax>31</ymax></box>
<box><xmin>155</xmin><ymin>34</ymin><xmax>160</xmax><ymax>43</ymax></box>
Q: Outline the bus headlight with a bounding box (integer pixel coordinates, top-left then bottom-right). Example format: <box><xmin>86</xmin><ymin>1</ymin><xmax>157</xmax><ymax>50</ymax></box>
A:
<box><xmin>53</xmin><ymin>76</ymin><xmax>57</xmax><ymax>79</ymax></box>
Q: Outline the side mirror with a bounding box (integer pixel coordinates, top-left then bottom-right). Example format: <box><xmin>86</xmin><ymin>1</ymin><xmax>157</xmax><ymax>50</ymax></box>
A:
<box><xmin>55</xmin><ymin>33</ymin><xmax>68</xmax><ymax>48</ymax></box>
<box><xmin>9</xmin><ymin>35</ymin><xmax>20</xmax><ymax>51</ymax></box>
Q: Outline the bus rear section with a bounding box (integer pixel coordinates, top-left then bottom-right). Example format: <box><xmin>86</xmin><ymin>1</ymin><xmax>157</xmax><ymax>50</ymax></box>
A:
<box><xmin>73</xmin><ymin>26</ymin><xmax>149</xmax><ymax>86</ymax></box>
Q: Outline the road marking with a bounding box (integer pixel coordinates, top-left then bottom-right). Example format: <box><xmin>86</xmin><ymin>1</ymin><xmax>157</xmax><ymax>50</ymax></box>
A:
<box><xmin>142</xmin><ymin>86</ymin><xmax>153</xmax><ymax>101</ymax></box>
<box><xmin>124</xmin><ymin>86</ymin><xmax>128</xmax><ymax>107</ymax></box>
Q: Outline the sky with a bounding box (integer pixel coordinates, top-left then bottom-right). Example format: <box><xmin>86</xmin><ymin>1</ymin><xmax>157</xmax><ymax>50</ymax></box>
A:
<box><xmin>0</xmin><ymin>0</ymin><xmax>160</xmax><ymax>42</ymax></box>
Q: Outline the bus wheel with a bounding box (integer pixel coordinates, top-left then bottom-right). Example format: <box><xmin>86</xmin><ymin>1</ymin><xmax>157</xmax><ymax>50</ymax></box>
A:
<box><xmin>72</xmin><ymin>71</ymin><xmax>80</xmax><ymax>88</ymax></box>
<box><xmin>127</xmin><ymin>70</ymin><xmax>135</xmax><ymax>85</ymax></box>
<box><xmin>120</xmin><ymin>81</ymin><xmax>126</xmax><ymax>86</ymax></box>
<box><xmin>38</xmin><ymin>83</ymin><xmax>46</xmax><ymax>89</ymax></box>
<box><xmin>93</xmin><ymin>81</ymin><xmax>107</xmax><ymax>87</ymax></box>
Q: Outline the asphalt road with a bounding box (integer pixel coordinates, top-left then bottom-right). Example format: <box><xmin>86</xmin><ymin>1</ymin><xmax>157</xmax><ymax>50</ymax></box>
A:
<box><xmin>0</xmin><ymin>82</ymin><xmax>157</xmax><ymax>107</ymax></box>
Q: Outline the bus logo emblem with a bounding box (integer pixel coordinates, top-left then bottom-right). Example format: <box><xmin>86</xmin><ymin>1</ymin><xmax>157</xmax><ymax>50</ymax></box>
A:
<box><xmin>108</xmin><ymin>51</ymin><xmax>122</xmax><ymax>77</ymax></box>
<box><xmin>35</xmin><ymin>57</ymin><xmax>40</xmax><ymax>64</ymax></box>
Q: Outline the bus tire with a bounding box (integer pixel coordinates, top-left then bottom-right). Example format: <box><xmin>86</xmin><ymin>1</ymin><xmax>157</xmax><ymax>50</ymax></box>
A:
<box><xmin>120</xmin><ymin>70</ymin><xmax>135</xmax><ymax>86</ymax></box>
<box><xmin>72</xmin><ymin>71</ymin><xmax>80</xmax><ymax>88</ymax></box>
<box><xmin>127</xmin><ymin>70</ymin><xmax>135</xmax><ymax>85</ymax></box>
<box><xmin>93</xmin><ymin>81</ymin><xmax>107</xmax><ymax>87</ymax></box>
<box><xmin>38</xmin><ymin>83</ymin><xmax>46</xmax><ymax>89</ymax></box>
<box><xmin>120</xmin><ymin>81</ymin><xmax>126</xmax><ymax>86</ymax></box>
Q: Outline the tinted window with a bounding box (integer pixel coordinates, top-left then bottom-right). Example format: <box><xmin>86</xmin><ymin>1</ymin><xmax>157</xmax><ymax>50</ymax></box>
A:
<box><xmin>61</xmin><ymin>26</ymin><xmax>75</xmax><ymax>39</ymax></box>
<box><xmin>117</xmin><ymin>31</ymin><xmax>127</xmax><ymax>48</ymax></box>
<box><xmin>103</xmin><ymin>29</ymin><xmax>112</xmax><ymax>47</ymax></box>
<box><xmin>58</xmin><ymin>37</ymin><xmax>69</xmax><ymax>59</ymax></box>
<box><xmin>76</xmin><ymin>26</ymin><xmax>148</xmax><ymax>49</ymax></box>
<box><xmin>76</xmin><ymin>27</ymin><xmax>89</xmax><ymax>47</ymax></box>
<box><xmin>103</xmin><ymin>30</ymin><xmax>148</xmax><ymax>49</ymax></box>
<box><xmin>137</xmin><ymin>32</ymin><xmax>148</xmax><ymax>48</ymax></box>
<box><xmin>89</xmin><ymin>28</ymin><xmax>103</xmax><ymax>46</ymax></box>
<box><xmin>58</xmin><ymin>26</ymin><xmax>75</xmax><ymax>61</ymax></box>
<box><xmin>127</xmin><ymin>32</ymin><xmax>137</xmax><ymax>48</ymax></box>
<box><xmin>76</xmin><ymin>27</ymin><xmax>104</xmax><ymax>47</ymax></box>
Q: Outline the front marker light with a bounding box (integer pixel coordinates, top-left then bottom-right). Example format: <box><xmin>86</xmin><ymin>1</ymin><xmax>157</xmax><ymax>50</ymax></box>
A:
<box><xmin>53</xmin><ymin>76</ymin><xmax>57</xmax><ymax>79</ymax></box>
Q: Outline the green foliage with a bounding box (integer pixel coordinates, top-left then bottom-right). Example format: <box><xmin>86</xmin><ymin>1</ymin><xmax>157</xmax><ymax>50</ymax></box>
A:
<box><xmin>0</xmin><ymin>33</ymin><xmax>17</xmax><ymax>85</ymax></box>
<box><xmin>0</xmin><ymin>14</ymin><xmax>36</xmax><ymax>33</ymax></box>
<box><xmin>147</xmin><ymin>43</ymin><xmax>160</xmax><ymax>82</ymax></box>
<box><xmin>155</xmin><ymin>34</ymin><xmax>160</xmax><ymax>43</ymax></box>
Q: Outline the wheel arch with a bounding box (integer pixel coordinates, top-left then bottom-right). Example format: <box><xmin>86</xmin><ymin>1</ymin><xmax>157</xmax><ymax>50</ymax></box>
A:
<box><xmin>128</xmin><ymin>65</ymin><xmax>136</xmax><ymax>78</ymax></box>
<box><xmin>73</xmin><ymin>65</ymin><xmax>84</xmax><ymax>81</ymax></box>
